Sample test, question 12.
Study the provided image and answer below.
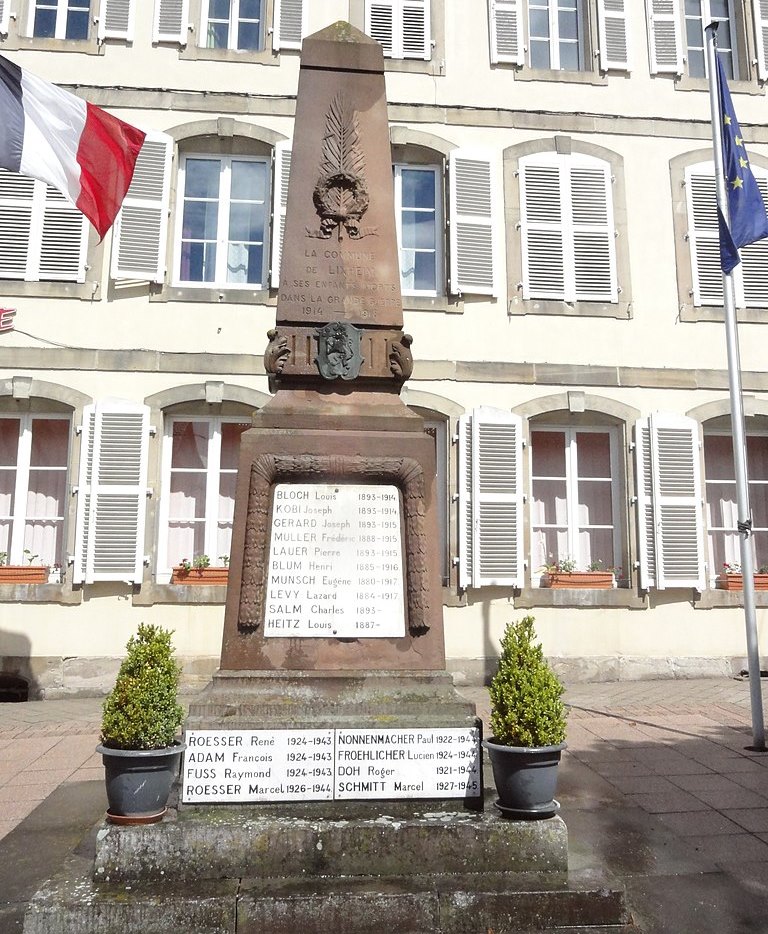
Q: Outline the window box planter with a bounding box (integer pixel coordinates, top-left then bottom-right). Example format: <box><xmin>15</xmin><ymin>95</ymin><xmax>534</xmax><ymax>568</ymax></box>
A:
<box><xmin>171</xmin><ymin>566</ymin><xmax>229</xmax><ymax>585</ymax></box>
<box><xmin>0</xmin><ymin>566</ymin><xmax>49</xmax><ymax>584</ymax></box>
<box><xmin>716</xmin><ymin>573</ymin><xmax>768</xmax><ymax>592</ymax></box>
<box><xmin>542</xmin><ymin>571</ymin><xmax>615</xmax><ymax>589</ymax></box>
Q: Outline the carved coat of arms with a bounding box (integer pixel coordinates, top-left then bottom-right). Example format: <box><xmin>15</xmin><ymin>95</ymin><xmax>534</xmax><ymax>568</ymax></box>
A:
<box><xmin>306</xmin><ymin>94</ymin><xmax>378</xmax><ymax>242</ymax></box>
<box><xmin>314</xmin><ymin>322</ymin><xmax>364</xmax><ymax>380</ymax></box>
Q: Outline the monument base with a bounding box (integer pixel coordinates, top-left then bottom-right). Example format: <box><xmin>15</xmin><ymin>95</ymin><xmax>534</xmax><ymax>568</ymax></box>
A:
<box><xmin>24</xmin><ymin>791</ymin><xmax>634</xmax><ymax>934</ymax></box>
<box><xmin>185</xmin><ymin>668</ymin><xmax>478</xmax><ymax>731</ymax></box>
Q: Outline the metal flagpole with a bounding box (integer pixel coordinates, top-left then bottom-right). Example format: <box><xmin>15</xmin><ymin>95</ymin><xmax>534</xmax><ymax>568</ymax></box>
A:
<box><xmin>705</xmin><ymin>23</ymin><xmax>765</xmax><ymax>750</ymax></box>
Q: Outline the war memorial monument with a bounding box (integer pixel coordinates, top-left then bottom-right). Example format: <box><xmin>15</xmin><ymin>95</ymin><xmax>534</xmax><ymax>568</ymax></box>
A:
<box><xmin>25</xmin><ymin>23</ymin><xmax>630</xmax><ymax>934</ymax></box>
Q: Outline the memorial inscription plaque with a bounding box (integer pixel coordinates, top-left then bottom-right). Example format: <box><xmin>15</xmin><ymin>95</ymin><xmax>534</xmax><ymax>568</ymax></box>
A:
<box><xmin>263</xmin><ymin>483</ymin><xmax>405</xmax><ymax>638</ymax></box>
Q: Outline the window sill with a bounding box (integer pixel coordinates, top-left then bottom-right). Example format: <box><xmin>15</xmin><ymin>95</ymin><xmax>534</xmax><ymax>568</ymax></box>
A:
<box><xmin>679</xmin><ymin>304</ymin><xmax>768</xmax><ymax>323</ymax></box>
<box><xmin>508</xmin><ymin>296</ymin><xmax>631</xmax><ymax>319</ymax></box>
<box><xmin>403</xmin><ymin>295</ymin><xmax>464</xmax><ymax>314</ymax></box>
<box><xmin>674</xmin><ymin>75</ymin><xmax>763</xmax><ymax>96</ymax></box>
<box><xmin>133</xmin><ymin>583</ymin><xmax>227</xmax><ymax>605</ymax></box>
<box><xmin>6</xmin><ymin>36</ymin><xmax>102</xmax><ymax>55</ymax></box>
<box><xmin>513</xmin><ymin>67</ymin><xmax>607</xmax><ymax>86</ymax></box>
<box><xmin>179</xmin><ymin>45</ymin><xmax>279</xmax><ymax>65</ymax></box>
<box><xmin>152</xmin><ymin>286</ymin><xmax>274</xmax><ymax>305</ymax></box>
<box><xmin>0</xmin><ymin>582</ymin><xmax>81</xmax><ymax>604</ymax></box>
<box><xmin>382</xmin><ymin>58</ymin><xmax>441</xmax><ymax>75</ymax></box>
<box><xmin>0</xmin><ymin>279</ymin><xmax>99</xmax><ymax>300</ymax></box>
<box><xmin>695</xmin><ymin>588</ymin><xmax>768</xmax><ymax>608</ymax></box>
<box><xmin>515</xmin><ymin>586</ymin><xmax>646</xmax><ymax>609</ymax></box>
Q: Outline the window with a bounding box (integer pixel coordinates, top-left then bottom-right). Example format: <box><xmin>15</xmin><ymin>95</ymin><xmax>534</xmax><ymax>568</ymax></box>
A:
<box><xmin>30</xmin><ymin>0</ymin><xmax>90</xmax><ymax>38</ymax></box>
<box><xmin>704</xmin><ymin>431</ymin><xmax>768</xmax><ymax>579</ymax></box>
<box><xmin>366</xmin><ymin>0</ymin><xmax>431</xmax><ymax>60</ymax></box>
<box><xmin>0</xmin><ymin>169</ymin><xmax>88</xmax><ymax>283</ymax></box>
<box><xmin>157</xmin><ymin>417</ymin><xmax>249</xmax><ymax>579</ymax></box>
<box><xmin>153</xmin><ymin>0</ymin><xmax>305</xmax><ymax>52</ymax></box>
<box><xmin>394</xmin><ymin>165</ymin><xmax>442</xmax><ymax>296</ymax></box>
<box><xmin>519</xmin><ymin>151</ymin><xmax>617</xmax><ymax>303</ymax></box>
<box><xmin>202</xmin><ymin>0</ymin><xmax>263</xmax><ymax>50</ymax></box>
<box><xmin>684</xmin><ymin>161</ymin><xmax>768</xmax><ymax>308</ymax></box>
<box><xmin>646</xmin><ymin>0</ymin><xmax>765</xmax><ymax>80</ymax></box>
<box><xmin>0</xmin><ymin>415</ymin><xmax>69</xmax><ymax>570</ymax></box>
<box><xmin>174</xmin><ymin>154</ymin><xmax>270</xmax><ymax>288</ymax></box>
<box><xmin>488</xmin><ymin>0</ymin><xmax>629</xmax><ymax>73</ymax></box>
<box><xmin>392</xmin><ymin>145</ymin><xmax>499</xmax><ymax>301</ymax></box>
<box><xmin>530</xmin><ymin>426</ymin><xmax>620</xmax><ymax>582</ymax></box>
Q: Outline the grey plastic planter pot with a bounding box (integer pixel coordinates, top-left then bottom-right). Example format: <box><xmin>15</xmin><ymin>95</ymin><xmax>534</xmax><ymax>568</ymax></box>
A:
<box><xmin>482</xmin><ymin>738</ymin><xmax>566</xmax><ymax>818</ymax></box>
<box><xmin>96</xmin><ymin>742</ymin><xmax>186</xmax><ymax>824</ymax></box>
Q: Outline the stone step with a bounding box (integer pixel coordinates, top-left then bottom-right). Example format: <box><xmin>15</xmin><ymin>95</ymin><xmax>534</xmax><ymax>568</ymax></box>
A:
<box><xmin>93</xmin><ymin>797</ymin><xmax>568</xmax><ymax>884</ymax></box>
<box><xmin>26</xmin><ymin>864</ymin><xmax>635</xmax><ymax>934</ymax></box>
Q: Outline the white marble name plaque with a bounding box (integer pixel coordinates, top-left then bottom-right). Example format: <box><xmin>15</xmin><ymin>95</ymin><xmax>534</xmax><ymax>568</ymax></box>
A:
<box><xmin>181</xmin><ymin>728</ymin><xmax>482</xmax><ymax>804</ymax></box>
<box><xmin>264</xmin><ymin>483</ymin><xmax>405</xmax><ymax>639</ymax></box>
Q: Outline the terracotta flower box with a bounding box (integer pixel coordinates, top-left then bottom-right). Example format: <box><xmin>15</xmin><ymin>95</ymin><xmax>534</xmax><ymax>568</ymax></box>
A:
<box><xmin>716</xmin><ymin>573</ymin><xmax>768</xmax><ymax>592</ymax></box>
<box><xmin>171</xmin><ymin>566</ymin><xmax>229</xmax><ymax>585</ymax></box>
<box><xmin>0</xmin><ymin>566</ymin><xmax>49</xmax><ymax>583</ymax></box>
<box><xmin>543</xmin><ymin>571</ymin><xmax>615</xmax><ymax>589</ymax></box>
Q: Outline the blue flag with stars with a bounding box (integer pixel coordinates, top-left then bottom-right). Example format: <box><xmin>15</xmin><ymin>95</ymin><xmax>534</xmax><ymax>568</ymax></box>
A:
<box><xmin>716</xmin><ymin>54</ymin><xmax>768</xmax><ymax>273</ymax></box>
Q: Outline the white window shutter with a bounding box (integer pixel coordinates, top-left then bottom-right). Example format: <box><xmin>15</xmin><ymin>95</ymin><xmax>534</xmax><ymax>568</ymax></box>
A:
<box><xmin>273</xmin><ymin>0</ymin><xmax>305</xmax><ymax>50</ymax></box>
<box><xmin>646</xmin><ymin>0</ymin><xmax>682</xmax><ymax>74</ymax></box>
<box><xmin>458</xmin><ymin>407</ymin><xmax>524</xmax><ymax>589</ymax></box>
<box><xmin>98</xmin><ymin>0</ymin><xmax>135</xmax><ymax>40</ymax></box>
<box><xmin>754</xmin><ymin>0</ymin><xmax>768</xmax><ymax>81</ymax></box>
<box><xmin>685</xmin><ymin>166</ymin><xmax>722</xmax><ymax>307</ymax></box>
<box><xmin>570</xmin><ymin>160</ymin><xmax>617</xmax><ymax>301</ymax></box>
<box><xmin>0</xmin><ymin>171</ymin><xmax>35</xmax><ymax>280</ymax></box>
<box><xmin>449</xmin><ymin>150</ymin><xmax>498</xmax><ymax>296</ymax></box>
<box><xmin>741</xmin><ymin>172</ymin><xmax>768</xmax><ymax>307</ymax></box>
<box><xmin>520</xmin><ymin>157</ymin><xmax>565</xmax><ymax>300</ymax></box>
<box><xmin>457</xmin><ymin>412</ymin><xmax>474</xmax><ymax>590</ymax></box>
<box><xmin>402</xmin><ymin>1</ymin><xmax>430</xmax><ymax>60</ymax></box>
<box><xmin>74</xmin><ymin>401</ymin><xmax>151</xmax><ymax>585</ymax></box>
<box><xmin>488</xmin><ymin>0</ymin><xmax>523</xmax><ymax>65</ymax></box>
<box><xmin>112</xmin><ymin>132</ymin><xmax>173</xmax><ymax>283</ymax></box>
<box><xmin>153</xmin><ymin>0</ymin><xmax>188</xmax><ymax>43</ymax></box>
<box><xmin>597</xmin><ymin>0</ymin><xmax>629</xmax><ymax>71</ymax></box>
<box><xmin>635</xmin><ymin>413</ymin><xmax>705</xmax><ymax>591</ymax></box>
<box><xmin>367</xmin><ymin>2</ymin><xmax>395</xmax><ymax>56</ymax></box>
<box><xmin>270</xmin><ymin>140</ymin><xmax>292</xmax><ymax>289</ymax></box>
<box><xmin>40</xmin><ymin>187</ymin><xmax>89</xmax><ymax>283</ymax></box>
<box><xmin>0</xmin><ymin>1</ymin><xmax>10</xmax><ymax>35</ymax></box>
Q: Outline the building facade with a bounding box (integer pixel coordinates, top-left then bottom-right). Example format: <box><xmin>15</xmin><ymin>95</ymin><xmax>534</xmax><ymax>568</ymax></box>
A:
<box><xmin>1</xmin><ymin>0</ymin><xmax>767</xmax><ymax>696</ymax></box>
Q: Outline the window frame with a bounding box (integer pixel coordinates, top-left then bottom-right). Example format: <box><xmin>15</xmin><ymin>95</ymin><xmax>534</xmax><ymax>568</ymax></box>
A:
<box><xmin>0</xmin><ymin>413</ymin><xmax>70</xmax><ymax>571</ymax></box>
<box><xmin>156</xmin><ymin>414</ymin><xmax>250</xmax><ymax>583</ymax></box>
<box><xmin>505</xmin><ymin>138</ymin><xmax>630</xmax><ymax>319</ymax></box>
<box><xmin>200</xmin><ymin>0</ymin><xmax>264</xmax><ymax>51</ymax></box>
<box><xmin>529</xmin><ymin>423</ymin><xmax>622</xmax><ymax>586</ymax></box>
<box><xmin>173</xmin><ymin>151</ymin><xmax>271</xmax><ymax>290</ymax></box>
<box><xmin>27</xmin><ymin>0</ymin><xmax>91</xmax><ymax>39</ymax></box>
<box><xmin>393</xmin><ymin>162</ymin><xmax>443</xmax><ymax>298</ymax></box>
<box><xmin>528</xmin><ymin>0</ymin><xmax>587</xmax><ymax>72</ymax></box>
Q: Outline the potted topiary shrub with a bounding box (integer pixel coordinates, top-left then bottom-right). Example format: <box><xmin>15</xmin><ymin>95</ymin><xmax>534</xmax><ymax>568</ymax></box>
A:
<box><xmin>483</xmin><ymin>615</ymin><xmax>567</xmax><ymax>818</ymax></box>
<box><xmin>96</xmin><ymin>624</ymin><xmax>186</xmax><ymax>824</ymax></box>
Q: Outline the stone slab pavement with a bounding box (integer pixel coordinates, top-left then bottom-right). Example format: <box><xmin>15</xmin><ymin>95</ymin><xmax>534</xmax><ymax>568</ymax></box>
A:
<box><xmin>0</xmin><ymin>677</ymin><xmax>767</xmax><ymax>932</ymax></box>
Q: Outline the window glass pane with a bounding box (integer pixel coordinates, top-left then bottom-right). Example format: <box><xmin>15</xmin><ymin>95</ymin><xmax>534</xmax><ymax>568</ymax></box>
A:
<box><xmin>207</xmin><ymin>21</ymin><xmax>229</xmax><ymax>47</ymax></box>
<box><xmin>576</xmin><ymin>432</ymin><xmax>611</xmax><ymax>478</ymax></box>
<box><xmin>754</xmin><ymin>531</ymin><xmax>768</xmax><ymax>570</ymax></box>
<box><xmin>577</xmin><ymin>479</ymin><xmax>613</xmax><ymax>526</ymax></box>
<box><xmin>532</xmin><ymin>478</ymin><xmax>567</xmax><ymax>525</ymax></box>
<box><xmin>530</xmin><ymin>40</ymin><xmax>551</xmax><ymax>69</ymax></box>
<box><xmin>228</xmin><ymin>202</ymin><xmax>265</xmax><ymax>243</ymax></box>
<box><xmin>558</xmin><ymin>8</ymin><xmax>578</xmax><ymax>40</ymax></box>
<box><xmin>30</xmin><ymin>419</ymin><xmax>68</xmax><ymax>467</ymax></box>
<box><xmin>209</xmin><ymin>0</ymin><xmax>230</xmax><ymax>17</ymax></box>
<box><xmin>531</xmin><ymin>430</ymin><xmax>566</xmax><ymax>476</ymax></box>
<box><xmin>704</xmin><ymin>435</ymin><xmax>733</xmax><ymax>479</ymax></box>
<box><xmin>241</xmin><ymin>0</ymin><xmax>261</xmax><ymax>16</ymax></box>
<box><xmin>226</xmin><ymin>243</ymin><xmax>263</xmax><ymax>283</ymax></box>
<box><xmin>558</xmin><ymin>41</ymin><xmax>579</xmax><ymax>70</ymax></box>
<box><xmin>685</xmin><ymin>17</ymin><xmax>703</xmax><ymax>47</ymax></box>
<box><xmin>171</xmin><ymin>422</ymin><xmax>209</xmax><ymax>469</ymax></box>
<box><xmin>747</xmin><ymin>436</ymin><xmax>768</xmax><ymax>478</ymax></box>
<box><xmin>185</xmin><ymin>160</ymin><xmax>221</xmax><ymax>199</ymax></box>
<box><xmin>220</xmin><ymin>422</ymin><xmax>249</xmax><ymax>469</ymax></box>
<box><xmin>710</xmin><ymin>0</ymin><xmax>729</xmax><ymax>16</ymax></box>
<box><xmin>169</xmin><ymin>473</ymin><xmax>207</xmax><ymax>519</ymax></box>
<box><xmin>180</xmin><ymin>242</ymin><xmax>217</xmax><ymax>283</ymax></box>
<box><xmin>685</xmin><ymin>0</ymin><xmax>702</xmax><ymax>12</ymax></box>
<box><xmin>33</xmin><ymin>6</ymin><xmax>56</xmax><ymax>37</ymax></box>
<box><xmin>232</xmin><ymin>161</ymin><xmax>266</xmax><ymax>201</ymax></box>
<box><xmin>401</xmin><ymin>211</ymin><xmax>435</xmax><ymax>250</ymax></box>
<box><xmin>65</xmin><ymin>9</ymin><xmax>89</xmax><ymax>39</ymax></box>
<box><xmin>412</xmin><ymin>252</ymin><xmax>436</xmax><ymax>292</ymax></box>
<box><xmin>24</xmin><ymin>520</ymin><xmax>62</xmax><ymax>567</ymax></box>
<box><xmin>529</xmin><ymin>8</ymin><xmax>550</xmax><ymax>38</ymax></box>
<box><xmin>182</xmin><ymin>200</ymin><xmax>219</xmax><ymax>241</ymax></box>
<box><xmin>167</xmin><ymin>522</ymin><xmax>205</xmax><ymax>565</ymax></box>
<box><xmin>751</xmin><ymin>483</ymin><xmax>768</xmax><ymax>529</ymax></box>
<box><xmin>401</xmin><ymin>169</ymin><xmax>435</xmax><ymax>209</ymax></box>
<box><xmin>238</xmin><ymin>21</ymin><xmax>260</xmax><ymax>48</ymax></box>
<box><xmin>0</xmin><ymin>419</ymin><xmax>20</xmax><ymax>467</ymax></box>
<box><xmin>0</xmin><ymin>471</ymin><xmax>14</xmax><ymax>521</ymax></box>
<box><xmin>706</xmin><ymin>480</ymin><xmax>736</xmax><ymax>527</ymax></box>
<box><xmin>579</xmin><ymin>528</ymin><xmax>615</xmax><ymax>570</ymax></box>
<box><xmin>26</xmin><ymin>472</ymin><xmax>66</xmax><ymax>518</ymax></box>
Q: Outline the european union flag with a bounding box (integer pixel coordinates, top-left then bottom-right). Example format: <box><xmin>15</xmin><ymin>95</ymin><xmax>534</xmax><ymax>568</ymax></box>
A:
<box><xmin>716</xmin><ymin>54</ymin><xmax>768</xmax><ymax>273</ymax></box>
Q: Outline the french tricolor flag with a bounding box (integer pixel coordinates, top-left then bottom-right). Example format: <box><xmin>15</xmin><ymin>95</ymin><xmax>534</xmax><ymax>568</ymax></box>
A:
<box><xmin>0</xmin><ymin>54</ymin><xmax>145</xmax><ymax>240</ymax></box>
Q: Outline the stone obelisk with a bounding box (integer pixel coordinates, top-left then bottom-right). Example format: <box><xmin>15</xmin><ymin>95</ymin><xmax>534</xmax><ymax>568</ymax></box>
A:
<box><xmin>188</xmin><ymin>22</ymin><xmax>475</xmax><ymax>733</ymax></box>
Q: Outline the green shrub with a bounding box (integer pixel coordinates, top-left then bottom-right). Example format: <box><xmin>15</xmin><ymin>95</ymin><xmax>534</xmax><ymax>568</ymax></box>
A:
<box><xmin>489</xmin><ymin>616</ymin><xmax>567</xmax><ymax>748</ymax></box>
<box><xmin>100</xmin><ymin>624</ymin><xmax>184</xmax><ymax>750</ymax></box>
